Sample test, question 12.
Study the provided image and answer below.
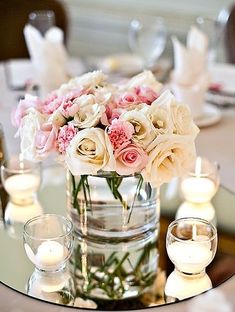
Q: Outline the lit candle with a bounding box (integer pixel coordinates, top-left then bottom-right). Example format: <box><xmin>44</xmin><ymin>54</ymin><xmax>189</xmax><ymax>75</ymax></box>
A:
<box><xmin>181</xmin><ymin>157</ymin><xmax>215</xmax><ymax>203</ymax></box>
<box><xmin>167</xmin><ymin>240</ymin><xmax>212</xmax><ymax>274</ymax></box>
<box><xmin>4</xmin><ymin>173</ymin><xmax>40</xmax><ymax>199</ymax></box>
<box><xmin>35</xmin><ymin>241</ymin><xmax>67</xmax><ymax>270</ymax></box>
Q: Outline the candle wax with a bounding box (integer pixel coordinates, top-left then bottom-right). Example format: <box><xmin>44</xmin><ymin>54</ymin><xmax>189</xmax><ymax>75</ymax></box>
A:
<box><xmin>181</xmin><ymin>177</ymin><xmax>215</xmax><ymax>203</ymax></box>
<box><xmin>35</xmin><ymin>241</ymin><xmax>67</xmax><ymax>270</ymax></box>
<box><xmin>4</xmin><ymin>173</ymin><xmax>40</xmax><ymax>198</ymax></box>
<box><xmin>167</xmin><ymin>241</ymin><xmax>212</xmax><ymax>274</ymax></box>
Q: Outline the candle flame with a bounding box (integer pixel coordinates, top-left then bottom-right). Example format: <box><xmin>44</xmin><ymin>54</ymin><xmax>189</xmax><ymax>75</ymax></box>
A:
<box><xmin>195</xmin><ymin>157</ymin><xmax>202</xmax><ymax>177</ymax></box>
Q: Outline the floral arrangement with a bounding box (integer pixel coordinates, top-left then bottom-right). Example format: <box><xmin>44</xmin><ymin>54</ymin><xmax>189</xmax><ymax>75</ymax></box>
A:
<box><xmin>12</xmin><ymin>70</ymin><xmax>199</xmax><ymax>187</ymax></box>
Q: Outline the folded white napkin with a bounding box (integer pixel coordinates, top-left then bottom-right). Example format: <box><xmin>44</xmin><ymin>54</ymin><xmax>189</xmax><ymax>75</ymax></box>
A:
<box><xmin>24</xmin><ymin>25</ymin><xmax>69</xmax><ymax>97</ymax></box>
<box><xmin>171</xmin><ymin>26</ymin><xmax>211</xmax><ymax>118</ymax></box>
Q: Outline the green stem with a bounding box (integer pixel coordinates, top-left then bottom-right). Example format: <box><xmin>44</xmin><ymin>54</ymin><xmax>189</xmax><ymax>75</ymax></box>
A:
<box><xmin>127</xmin><ymin>175</ymin><xmax>143</xmax><ymax>224</ymax></box>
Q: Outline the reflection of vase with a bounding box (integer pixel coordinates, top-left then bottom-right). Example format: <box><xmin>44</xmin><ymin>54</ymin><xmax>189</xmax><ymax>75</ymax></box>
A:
<box><xmin>66</xmin><ymin>171</ymin><xmax>160</xmax><ymax>301</ymax></box>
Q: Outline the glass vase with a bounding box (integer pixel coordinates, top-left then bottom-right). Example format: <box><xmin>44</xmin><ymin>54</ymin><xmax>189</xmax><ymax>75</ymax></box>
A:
<box><xmin>66</xmin><ymin>171</ymin><xmax>160</xmax><ymax>301</ymax></box>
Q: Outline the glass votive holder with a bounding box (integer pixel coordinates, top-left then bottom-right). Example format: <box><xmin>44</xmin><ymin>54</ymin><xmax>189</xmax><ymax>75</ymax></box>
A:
<box><xmin>1</xmin><ymin>155</ymin><xmax>43</xmax><ymax>234</ymax></box>
<box><xmin>165</xmin><ymin>217</ymin><xmax>217</xmax><ymax>301</ymax></box>
<box><xmin>23</xmin><ymin>214</ymin><xmax>74</xmax><ymax>272</ymax></box>
<box><xmin>27</xmin><ymin>267</ymin><xmax>75</xmax><ymax>305</ymax></box>
<box><xmin>180</xmin><ymin>157</ymin><xmax>220</xmax><ymax>204</ymax></box>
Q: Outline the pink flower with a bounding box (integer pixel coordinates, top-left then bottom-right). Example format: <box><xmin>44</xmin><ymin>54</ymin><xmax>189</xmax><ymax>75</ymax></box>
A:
<box><xmin>11</xmin><ymin>94</ymin><xmax>42</xmax><ymax>127</ymax></box>
<box><xmin>108</xmin><ymin>119</ymin><xmax>134</xmax><ymax>150</ymax></box>
<box><xmin>35</xmin><ymin>123</ymin><xmax>58</xmax><ymax>158</ymax></box>
<box><xmin>101</xmin><ymin>106</ymin><xmax>123</xmax><ymax>126</ymax></box>
<box><xmin>60</xmin><ymin>90</ymin><xmax>82</xmax><ymax>118</ymax></box>
<box><xmin>41</xmin><ymin>93</ymin><xmax>63</xmax><ymax>115</ymax></box>
<box><xmin>135</xmin><ymin>86</ymin><xmax>158</xmax><ymax>105</ymax></box>
<box><xmin>115</xmin><ymin>142</ymin><xmax>148</xmax><ymax>175</ymax></box>
<box><xmin>57</xmin><ymin>124</ymin><xmax>78</xmax><ymax>154</ymax></box>
<box><xmin>117</xmin><ymin>92</ymin><xmax>140</xmax><ymax>108</ymax></box>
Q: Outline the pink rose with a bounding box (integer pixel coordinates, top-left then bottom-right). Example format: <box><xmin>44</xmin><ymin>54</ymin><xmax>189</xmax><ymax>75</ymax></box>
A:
<box><xmin>57</xmin><ymin>124</ymin><xmax>78</xmax><ymax>154</ymax></box>
<box><xmin>117</xmin><ymin>92</ymin><xmax>140</xmax><ymax>108</ymax></box>
<box><xmin>135</xmin><ymin>86</ymin><xmax>158</xmax><ymax>105</ymax></box>
<box><xmin>115</xmin><ymin>142</ymin><xmax>148</xmax><ymax>175</ymax></box>
<box><xmin>35</xmin><ymin>123</ymin><xmax>58</xmax><ymax>158</ymax></box>
<box><xmin>41</xmin><ymin>93</ymin><xmax>63</xmax><ymax>115</ymax></box>
<box><xmin>11</xmin><ymin>94</ymin><xmax>42</xmax><ymax>127</ymax></box>
<box><xmin>108</xmin><ymin>119</ymin><xmax>134</xmax><ymax>150</ymax></box>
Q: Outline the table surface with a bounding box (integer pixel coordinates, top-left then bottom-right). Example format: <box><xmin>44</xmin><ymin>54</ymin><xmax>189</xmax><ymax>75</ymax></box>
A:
<box><xmin>0</xmin><ymin>59</ymin><xmax>235</xmax><ymax>311</ymax></box>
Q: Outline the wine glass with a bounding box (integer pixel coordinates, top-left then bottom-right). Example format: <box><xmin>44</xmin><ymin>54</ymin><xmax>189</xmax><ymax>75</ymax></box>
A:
<box><xmin>128</xmin><ymin>17</ymin><xmax>167</xmax><ymax>69</ymax></box>
<box><xmin>28</xmin><ymin>10</ymin><xmax>55</xmax><ymax>36</ymax></box>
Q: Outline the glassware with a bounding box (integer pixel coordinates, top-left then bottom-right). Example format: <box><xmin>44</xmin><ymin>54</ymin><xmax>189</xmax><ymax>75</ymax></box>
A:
<box><xmin>27</xmin><ymin>267</ymin><xmax>75</xmax><ymax>305</ymax></box>
<box><xmin>23</xmin><ymin>214</ymin><xmax>74</xmax><ymax>272</ymax></box>
<box><xmin>28</xmin><ymin>10</ymin><xmax>55</xmax><ymax>35</ymax></box>
<box><xmin>165</xmin><ymin>217</ymin><xmax>217</xmax><ymax>301</ymax></box>
<box><xmin>67</xmin><ymin>171</ymin><xmax>160</xmax><ymax>300</ymax></box>
<box><xmin>176</xmin><ymin>157</ymin><xmax>219</xmax><ymax>224</ymax></box>
<box><xmin>128</xmin><ymin>17</ymin><xmax>167</xmax><ymax>69</ymax></box>
<box><xmin>1</xmin><ymin>155</ymin><xmax>43</xmax><ymax>235</ymax></box>
<box><xmin>0</xmin><ymin>124</ymin><xmax>8</xmax><ymax>215</ymax></box>
<box><xmin>196</xmin><ymin>16</ymin><xmax>223</xmax><ymax>64</ymax></box>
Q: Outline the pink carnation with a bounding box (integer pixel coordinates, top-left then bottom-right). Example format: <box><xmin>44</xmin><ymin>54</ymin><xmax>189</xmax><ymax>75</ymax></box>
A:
<box><xmin>115</xmin><ymin>142</ymin><xmax>148</xmax><ymax>175</ymax></box>
<box><xmin>135</xmin><ymin>86</ymin><xmax>158</xmax><ymax>105</ymax></box>
<box><xmin>41</xmin><ymin>93</ymin><xmax>63</xmax><ymax>115</ymax></box>
<box><xmin>60</xmin><ymin>90</ymin><xmax>82</xmax><ymax>118</ymax></box>
<box><xmin>57</xmin><ymin>124</ymin><xmax>78</xmax><ymax>154</ymax></box>
<box><xmin>107</xmin><ymin>119</ymin><xmax>134</xmax><ymax>150</ymax></box>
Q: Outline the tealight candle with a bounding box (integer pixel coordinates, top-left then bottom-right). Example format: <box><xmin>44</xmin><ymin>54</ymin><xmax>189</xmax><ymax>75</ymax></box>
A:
<box><xmin>35</xmin><ymin>241</ymin><xmax>67</xmax><ymax>270</ymax></box>
<box><xmin>181</xmin><ymin>157</ymin><xmax>218</xmax><ymax>204</ymax></box>
<box><xmin>167</xmin><ymin>241</ymin><xmax>212</xmax><ymax>274</ymax></box>
<box><xmin>4</xmin><ymin>173</ymin><xmax>40</xmax><ymax>199</ymax></box>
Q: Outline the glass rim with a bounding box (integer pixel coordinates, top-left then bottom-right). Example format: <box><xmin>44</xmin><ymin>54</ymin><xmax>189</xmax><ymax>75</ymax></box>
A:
<box><xmin>23</xmin><ymin>214</ymin><xmax>74</xmax><ymax>240</ymax></box>
<box><xmin>1</xmin><ymin>159</ymin><xmax>41</xmax><ymax>175</ymax></box>
<box><xmin>167</xmin><ymin>217</ymin><xmax>217</xmax><ymax>243</ymax></box>
<box><xmin>29</xmin><ymin>10</ymin><xmax>55</xmax><ymax>19</ymax></box>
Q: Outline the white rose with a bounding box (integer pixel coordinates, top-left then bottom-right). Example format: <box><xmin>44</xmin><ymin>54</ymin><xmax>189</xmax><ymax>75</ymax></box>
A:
<box><xmin>57</xmin><ymin>71</ymin><xmax>106</xmax><ymax>96</ymax></box>
<box><xmin>48</xmin><ymin>110</ymin><xmax>66</xmax><ymax>127</ymax></box>
<box><xmin>120</xmin><ymin>110</ymin><xmax>155</xmax><ymax>148</ymax></box>
<box><xmin>124</xmin><ymin>70</ymin><xmax>162</xmax><ymax>92</ymax></box>
<box><xmin>66</xmin><ymin>128</ymin><xmax>115</xmax><ymax>175</ymax></box>
<box><xmin>142</xmin><ymin>134</ymin><xmax>196</xmax><ymax>187</ymax></box>
<box><xmin>73</xmin><ymin>94</ymin><xmax>106</xmax><ymax>128</ymax></box>
<box><xmin>20</xmin><ymin>108</ymin><xmax>46</xmax><ymax>161</ymax></box>
<box><xmin>170</xmin><ymin>103</ymin><xmax>199</xmax><ymax>138</ymax></box>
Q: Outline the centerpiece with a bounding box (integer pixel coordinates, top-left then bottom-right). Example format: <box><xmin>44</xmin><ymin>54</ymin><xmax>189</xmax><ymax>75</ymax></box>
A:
<box><xmin>12</xmin><ymin>70</ymin><xmax>199</xmax><ymax>304</ymax></box>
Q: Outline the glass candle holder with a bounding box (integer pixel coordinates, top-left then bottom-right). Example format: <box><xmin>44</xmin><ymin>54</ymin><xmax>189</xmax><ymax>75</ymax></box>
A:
<box><xmin>165</xmin><ymin>217</ymin><xmax>217</xmax><ymax>301</ymax></box>
<box><xmin>23</xmin><ymin>214</ymin><xmax>74</xmax><ymax>272</ymax></box>
<box><xmin>177</xmin><ymin>157</ymin><xmax>219</xmax><ymax>224</ymax></box>
<box><xmin>1</xmin><ymin>155</ymin><xmax>43</xmax><ymax>233</ymax></box>
<box><xmin>28</xmin><ymin>10</ymin><xmax>55</xmax><ymax>36</ymax></box>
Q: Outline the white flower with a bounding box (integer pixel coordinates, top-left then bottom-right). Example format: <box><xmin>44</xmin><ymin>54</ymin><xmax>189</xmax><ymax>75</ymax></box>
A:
<box><xmin>20</xmin><ymin>108</ymin><xmax>46</xmax><ymax>161</ymax></box>
<box><xmin>142</xmin><ymin>134</ymin><xmax>197</xmax><ymax>187</ymax></box>
<box><xmin>66</xmin><ymin>128</ymin><xmax>115</xmax><ymax>175</ymax></box>
<box><xmin>170</xmin><ymin>102</ymin><xmax>199</xmax><ymax>137</ymax></box>
<box><xmin>56</xmin><ymin>71</ymin><xmax>106</xmax><ymax>96</ymax></box>
<box><xmin>124</xmin><ymin>70</ymin><xmax>162</xmax><ymax>92</ymax></box>
<box><xmin>120</xmin><ymin>109</ymin><xmax>155</xmax><ymax>148</ymax></box>
<box><xmin>74</xmin><ymin>297</ymin><xmax>97</xmax><ymax>309</ymax></box>
<box><xmin>48</xmin><ymin>110</ymin><xmax>66</xmax><ymax>127</ymax></box>
<box><xmin>73</xmin><ymin>94</ymin><xmax>106</xmax><ymax>128</ymax></box>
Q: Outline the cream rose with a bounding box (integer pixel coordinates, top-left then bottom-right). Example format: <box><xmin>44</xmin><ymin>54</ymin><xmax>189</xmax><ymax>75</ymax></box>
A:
<box><xmin>124</xmin><ymin>70</ymin><xmax>162</xmax><ymax>92</ymax></box>
<box><xmin>73</xmin><ymin>94</ymin><xmax>106</xmax><ymax>128</ymax></box>
<box><xmin>66</xmin><ymin>128</ymin><xmax>115</xmax><ymax>175</ymax></box>
<box><xmin>20</xmin><ymin>108</ymin><xmax>47</xmax><ymax>161</ymax></box>
<box><xmin>57</xmin><ymin>71</ymin><xmax>107</xmax><ymax>96</ymax></box>
<box><xmin>170</xmin><ymin>103</ymin><xmax>199</xmax><ymax>137</ymax></box>
<box><xmin>142</xmin><ymin>134</ymin><xmax>196</xmax><ymax>187</ymax></box>
<box><xmin>120</xmin><ymin>110</ymin><xmax>155</xmax><ymax>148</ymax></box>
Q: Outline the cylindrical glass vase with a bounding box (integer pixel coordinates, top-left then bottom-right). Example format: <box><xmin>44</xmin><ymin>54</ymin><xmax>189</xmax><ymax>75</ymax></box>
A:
<box><xmin>66</xmin><ymin>171</ymin><xmax>160</xmax><ymax>301</ymax></box>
